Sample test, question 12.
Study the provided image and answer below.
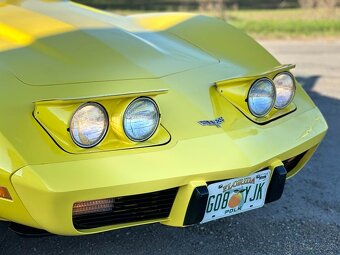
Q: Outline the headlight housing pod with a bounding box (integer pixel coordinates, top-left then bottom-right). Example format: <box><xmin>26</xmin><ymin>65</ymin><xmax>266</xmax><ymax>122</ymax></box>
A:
<box><xmin>69</xmin><ymin>102</ymin><xmax>108</xmax><ymax>148</ymax></box>
<box><xmin>123</xmin><ymin>97</ymin><xmax>160</xmax><ymax>142</ymax></box>
<box><xmin>247</xmin><ymin>78</ymin><xmax>276</xmax><ymax>118</ymax></box>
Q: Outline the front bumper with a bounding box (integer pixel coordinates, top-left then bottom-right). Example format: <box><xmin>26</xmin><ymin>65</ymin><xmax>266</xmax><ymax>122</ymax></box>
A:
<box><xmin>7</xmin><ymin>106</ymin><xmax>326</xmax><ymax>235</ymax></box>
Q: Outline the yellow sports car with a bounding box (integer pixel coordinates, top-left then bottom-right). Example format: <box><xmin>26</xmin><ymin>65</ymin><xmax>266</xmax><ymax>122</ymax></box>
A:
<box><xmin>0</xmin><ymin>0</ymin><xmax>327</xmax><ymax>236</ymax></box>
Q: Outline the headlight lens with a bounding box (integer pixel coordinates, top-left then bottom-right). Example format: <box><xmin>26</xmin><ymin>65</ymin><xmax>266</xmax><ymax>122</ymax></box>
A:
<box><xmin>273</xmin><ymin>72</ymin><xmax>296</xmax><ymax>109</ymax></box>
<box><xmin>123</xmin><ymin>97</ymin><xmax>160</xmax><ymax>142</ymax></box>
<box><xmin>70</xmin><ymin>103</ymin><xmax>108</xmax><ymax>148</ymax></box>
<box><xmin>248</xmin><ymin>78</ymin><xmax>276</xmax><ymax>117</ymax></box>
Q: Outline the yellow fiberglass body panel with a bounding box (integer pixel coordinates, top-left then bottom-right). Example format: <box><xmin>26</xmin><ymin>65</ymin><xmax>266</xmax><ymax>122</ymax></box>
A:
<box><xmin>0</xmin><ymin>0</ymin><xmax>327</xmax><ymax>235</ymax></box>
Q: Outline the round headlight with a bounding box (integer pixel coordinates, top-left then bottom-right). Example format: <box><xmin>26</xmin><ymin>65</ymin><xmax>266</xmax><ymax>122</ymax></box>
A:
<box><xmin>70</xmin><ymin>103</ymin><xmax>108</xmax><ymax>148</ymax></box>
<box><xmin>248</xmin><ymin>78</ymin><xmax>276</xmax><ymax>118</ymax></box>
<box><xmin>273</xmin><ymin>72</ymin><xmax>296</xmax><ymax>109</ymax></box>
<box><xmin>123</xmin><ymin>97</ymin><xmax>160</xmax><ymax>142</ymax></box>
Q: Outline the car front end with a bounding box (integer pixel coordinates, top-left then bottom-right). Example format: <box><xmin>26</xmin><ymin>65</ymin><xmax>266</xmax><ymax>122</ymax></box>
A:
<box><xmin>0</xmin><ymin>0</ymin><xmax>327</xmax><ymax>236</ymax></box>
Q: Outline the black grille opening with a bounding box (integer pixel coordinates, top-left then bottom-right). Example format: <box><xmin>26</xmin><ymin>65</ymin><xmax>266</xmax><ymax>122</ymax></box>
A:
<box><xmin>283</xmin><ymin>151</ymin><xmax>307</xmax><ymax>173</ymax></box>
<box><xmin>73</xmin><ymin>188</ymin><xmax>178</xmax><ymax>230</ymax></box>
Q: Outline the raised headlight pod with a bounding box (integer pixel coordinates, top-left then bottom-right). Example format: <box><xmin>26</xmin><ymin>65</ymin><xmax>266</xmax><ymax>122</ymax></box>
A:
<box><xmin>273</xmin><ymin>72</ymin><xmax>296</xmax><ymax>109</ymax></box>
<box><xmin>70</xmin><ymin>102</ymin><xmax>108</xmax><ymax>148</ymax></box>
<box><xmin>248</xmin><ymin>78</ymin><xmax>276</xmax><ymax>118</ymax></box>
<box><xmin>123</xmin><ymin>97</ymin><xmax>160</xmax><ymax>142</ymax></box>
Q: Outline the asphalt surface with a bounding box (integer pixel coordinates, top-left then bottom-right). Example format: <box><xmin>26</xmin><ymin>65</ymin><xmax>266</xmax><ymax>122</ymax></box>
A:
<box><xmin>1</xmin><ymin>40</ymin><xmax>339</xmax><ymax>255</ymax></box>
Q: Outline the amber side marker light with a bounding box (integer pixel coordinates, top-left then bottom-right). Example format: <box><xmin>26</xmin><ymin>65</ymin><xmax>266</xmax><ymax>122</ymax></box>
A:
<box><xmin>73</xmin><ymin>198</ymin><xmax>114</xmax><ymax>216</ymax></box>
<box><xmin>0</xmin><ymin>186</ymin><xmax>12</xmax><ymax>200</ymax></box>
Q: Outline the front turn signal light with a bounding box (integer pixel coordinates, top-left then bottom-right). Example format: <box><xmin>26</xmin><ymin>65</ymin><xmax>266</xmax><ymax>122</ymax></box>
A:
<box><xmin>73</xmin><ymin>198</ymin><xmax>114</xmax><ymax>216</ymax></box>
<box><xmin>0</xmin><ymin>186</ymin><xmax>12</xmax><ymax>200</ymax></box>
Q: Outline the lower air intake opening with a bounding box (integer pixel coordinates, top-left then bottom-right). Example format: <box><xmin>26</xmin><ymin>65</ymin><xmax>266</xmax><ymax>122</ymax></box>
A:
<box><xmin>283</xmin><ymin>151</ymin><xmax>307</xmax><ymax>173</ymax></box>
<box><xmin>73</xmin><ymin>188</ymin><xmax>178</xmax><ymax>230</ymax></box>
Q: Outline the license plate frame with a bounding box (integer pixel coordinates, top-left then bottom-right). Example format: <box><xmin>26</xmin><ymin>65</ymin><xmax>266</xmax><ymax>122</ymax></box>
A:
<box><xmin>201</xmin><ymin>169</ymin><xmax>271</xmax><ymax>224</ymax></box>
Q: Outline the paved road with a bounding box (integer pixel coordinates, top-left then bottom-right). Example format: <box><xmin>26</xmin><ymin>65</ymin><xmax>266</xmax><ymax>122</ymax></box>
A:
<box><xmin>1</xmin><ymin>40</ymin><xmax>339</xmax><ymax>255</ymax></box>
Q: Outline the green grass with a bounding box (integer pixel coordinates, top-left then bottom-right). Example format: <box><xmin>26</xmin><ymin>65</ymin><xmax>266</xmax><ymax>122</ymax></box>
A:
<box><xmin>113</xmin><ymin>8</ymin><xmax>340</xmax><ymax>38</ymax></box>
<box><xmin>226</xmin><ymin>8</ymin><xmax>340</xmax><ymax>38</ymax></box>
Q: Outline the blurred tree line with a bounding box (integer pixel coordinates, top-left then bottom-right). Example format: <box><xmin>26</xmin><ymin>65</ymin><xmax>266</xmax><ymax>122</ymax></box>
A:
<box><xmin>298</xmin><ymin>0</ymin><xmax>338</xmax><ymax>8</ymax></box>
<box><xmin>75</xmin><ymin>0</ymin><xmax>339</xmax><ymax>11</ymax></box>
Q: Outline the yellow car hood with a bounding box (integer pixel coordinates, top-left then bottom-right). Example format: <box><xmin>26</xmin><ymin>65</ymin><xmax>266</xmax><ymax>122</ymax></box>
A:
<box><xmin>0</xmin><ymin>1</ymin><xmax>218</xmax><ymax>86</ymax></box>
<box><xmin>0</xmin><ymin>0</ymin><xmax>289</xmax><ymax>172</ymax></box>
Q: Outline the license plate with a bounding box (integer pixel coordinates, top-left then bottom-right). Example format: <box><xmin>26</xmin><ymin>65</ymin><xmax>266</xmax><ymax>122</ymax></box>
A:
<box><xmin>201</xmin><ymin>170</ymin><xmax>271</xmax><ymax>224</ymax></box>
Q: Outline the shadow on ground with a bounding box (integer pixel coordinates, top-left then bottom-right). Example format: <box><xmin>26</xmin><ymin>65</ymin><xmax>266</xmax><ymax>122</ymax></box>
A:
<box><xmin>0</xmin><ymin>76</ymin><xmax>339</xmax><ymax>255</ymax></box>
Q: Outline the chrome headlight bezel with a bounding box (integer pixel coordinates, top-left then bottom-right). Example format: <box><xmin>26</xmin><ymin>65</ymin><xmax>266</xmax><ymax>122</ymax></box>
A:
<box><xmin>247</xmin><ymin>78</ymin><xmax>276</xmax><ymax>118</ymax></box>
<box><xmin>273</xmin><ymin>71</ymin><xmax>296</xmax><ymax>109</ymax></box>
<box><xmin>123</xmin><ymin>97</ymin><xmax>160</xmax><ymax>142</ymax></box>
<box><xmin>69</xmin><ymin>102</ymin><xmax>109</xmax><ymax>148</ymax></box>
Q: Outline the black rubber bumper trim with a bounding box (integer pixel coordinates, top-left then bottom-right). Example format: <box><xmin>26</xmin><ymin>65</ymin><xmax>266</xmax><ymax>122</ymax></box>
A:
<box><xmin>183</xmin><ymin>186</ymin><xmax>209</xmax><ymax>226</ymax></box>
<box><xmin>265</xmin><ymin>165</ymin><xmax>287</xmax><ymax>204</ymax></box>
